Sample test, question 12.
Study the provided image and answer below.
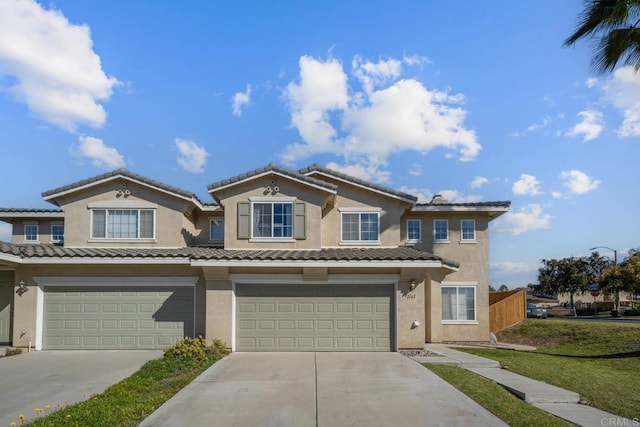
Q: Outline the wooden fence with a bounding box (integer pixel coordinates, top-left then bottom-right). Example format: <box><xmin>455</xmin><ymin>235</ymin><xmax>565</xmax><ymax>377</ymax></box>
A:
<box><xmin>489</xmin><ymin>289</ymin><xmax>526</xmax><ymax>333</ymax></box>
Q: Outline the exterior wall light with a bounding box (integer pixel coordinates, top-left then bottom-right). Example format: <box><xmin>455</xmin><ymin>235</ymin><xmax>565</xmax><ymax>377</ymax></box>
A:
<box><xmin>17</xmin><ymin>280</ymin><xmax>28</xmax><ymax>296</ymax></box>
<box><xmin>409</xmin><ymin>279</ymin><xmax>417</xmax><ymax>291</ymax></box>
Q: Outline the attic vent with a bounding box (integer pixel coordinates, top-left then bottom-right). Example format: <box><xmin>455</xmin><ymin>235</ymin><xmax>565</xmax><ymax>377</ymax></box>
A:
<box><xmin>431</xmin><ymin>194</ymin><xmax>448</xmax><ymax>204</ymax></box>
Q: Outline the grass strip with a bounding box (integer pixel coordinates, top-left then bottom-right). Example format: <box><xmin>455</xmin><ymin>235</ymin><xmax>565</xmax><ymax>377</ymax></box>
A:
<box><xmin>425</xmin><ymin>364</ymin><xmax>573</xmax><ymax>427</ymax></box>
<box><xmin>22</xmin><ymin>353</ymin><xmax>223</xmax><ymax>427</ymax></box>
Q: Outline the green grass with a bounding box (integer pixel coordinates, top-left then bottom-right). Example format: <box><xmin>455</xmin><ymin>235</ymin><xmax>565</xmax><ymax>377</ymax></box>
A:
<box><xmin>19</xmin><ymin>342</ymin><xmax>226</xmax><ymax>427</ymax></box>
<box><xmin>425</xmin><ymin>364</ymin><xmax>573</xmax><ymax>427</ymax></box>
<box><xmin>461</xmin><ymin>320</ymin><xmax>640</xmax><ymax>420</ymax></box>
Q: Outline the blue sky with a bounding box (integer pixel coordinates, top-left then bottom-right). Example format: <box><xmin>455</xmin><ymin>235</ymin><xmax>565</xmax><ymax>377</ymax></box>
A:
<box><xmin>1</xmin><ymin>0</ymin><xmax>638</xmax><ymax>287</ymax></box>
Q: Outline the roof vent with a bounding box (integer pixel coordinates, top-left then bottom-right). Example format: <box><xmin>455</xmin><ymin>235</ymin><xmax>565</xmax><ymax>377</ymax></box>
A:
<box><xmin>431</xmin><ymin>194</ymin><xmax>448</xmax><ymax>204</ymax></box>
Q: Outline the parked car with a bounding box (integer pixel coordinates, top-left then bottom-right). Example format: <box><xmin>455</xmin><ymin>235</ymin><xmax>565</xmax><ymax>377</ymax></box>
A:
<box><xmin>527</xmin><ymin>303</ymin><xmax>548</xmax><ymax>319</ymax></box>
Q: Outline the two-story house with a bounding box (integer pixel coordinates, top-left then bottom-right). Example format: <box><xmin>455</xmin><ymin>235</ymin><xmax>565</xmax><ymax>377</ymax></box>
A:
<box><xmin>0</xmin><ymin>164</ymin><xmax>509</xmax><ymax>352</ymax></box>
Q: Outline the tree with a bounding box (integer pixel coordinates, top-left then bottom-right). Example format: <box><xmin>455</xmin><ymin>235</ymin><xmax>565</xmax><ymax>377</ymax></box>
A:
<box><xmin>597</xmin><ymin>250</ymin><xmax>640</xmax><ymax>307</ymax></box>
<box><xmin>538</xmin><ymin>256</ymin><xmax>592</xmax><ymax>315</ymax></box>
<box><xmin>498</xmin><ymin>284</ymin><xmax>509</xmax><ymax>292</ymax></box>
<box><xmin>565</xmin><ymin>0</ymin><xmax>640</xmax><ymax>74</ymax></box>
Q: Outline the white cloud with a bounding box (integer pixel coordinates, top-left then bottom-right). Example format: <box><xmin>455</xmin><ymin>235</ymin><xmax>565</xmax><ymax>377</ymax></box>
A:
<box><xmin>408</xmin><ymin>164</ymin><xmax>422</xmax><ymax>177</ymax></box>
<box><xmin>402</xmin><ymin>54</ymin><xmax>430</xmax><ymax>66</ymax></box>
<box><xmin>491</xmin><ymin>261</ymin><xmax>537</xmax><ymax>275</ymax></box>
<box><xmin>0</xmin><ymin>223</ymin><xmax>11</xmax><ymax>242</ymax></box>
<box><xmin>231</xmin><ymin>84</ymin><xmax>251</xmax><ymax>116</ymax></box>
<box><xmin>565</xmin><ymin>110</ymin><xmax>604</xmax><ymax>141</ymax></box>
<box><xmin>437</xmin><ymin>190</ymin><xmax>482</xmax><ymax>203</ymax></box>
<box><xmin>560</xmin><ymin>170</ymin><xmax>600</xmax><ymax>194</ymax></box>
<box><xmin>175</xmin><ymin>138</ymin><xmax>208</xmax><ymax>173</ymax></box>
<box><xmin>490</xmin><ymin>261</ymin><xmax>539</xmax><ymax>287</ymax></box>
<box><xmin>0</xmin><ymin>0</ymin><xmax>119</xmax><ymax>132</ymax></box>
<box><xmin>73</xmin><ymin>136</ymin><xmax>125</xmax><ymax>169</ymax></box>
<box><xmin>281</xmin><ymin>55</ymin><xmax>480</xmax><ymax>180</ymax></box>
<box><xmin>512</xmin><ymin>174</ymin><xmax>542</xmax><ymax>196</ymax></box>
<box><xmin>470</xmin><ymin>176</ymin><xmax>488</xmax><ymax>189</ymax></box>
<box><xmin>398</xmin><ymin>186</ymin><xmax>433</xmax><ymax>204</ymax></box>
<box><xmin>603</xmin><ymin>66</ymin><xmax>640</xmax><ymax>137</ymax></box>
<box><xmin>510</xmin><ymin>116</ymin><xmax>551</xmax><ymax>137</ymax></box>
<box><xmin>585</xmin><ymin>77</ymin><xmax>598</xmax><ymax>88</ymax></box>
<box><xmin>551</xmin><ymin>191</ymin><xmax>563</xmax><ymax>199</ymax></box>
<box><xmin>492</xmin><ymin>204</ymin><xmax>552</xmax><ymax>235</ymax></box>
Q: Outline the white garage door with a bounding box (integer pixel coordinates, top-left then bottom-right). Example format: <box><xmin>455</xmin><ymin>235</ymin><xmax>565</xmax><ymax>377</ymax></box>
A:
<box><xmin>44</xmin><ymin>286</ymin><xmax>194</xmax><ymax>350</ymax></box>
<box><xmin>236</xmin><ymin>283</ymin><xmax>394</xmax><ymax>352</ymax></box>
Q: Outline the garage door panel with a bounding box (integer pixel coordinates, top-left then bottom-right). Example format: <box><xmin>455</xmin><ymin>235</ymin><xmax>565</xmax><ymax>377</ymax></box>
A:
<box><xmin>44</xmin><ymin>286</ymin><xmax>194</xmax><ymax>350</ymax></box>
<box><xmin>236</xmin><ymin>283</ymin><xmax>393</xmax><ymax>352</ymax></box>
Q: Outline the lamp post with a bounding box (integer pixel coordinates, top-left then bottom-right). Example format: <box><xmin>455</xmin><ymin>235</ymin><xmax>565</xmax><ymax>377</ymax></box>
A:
<box><xmin>590</xmin><ymin>246</ymin><xmax>619</xmax><ymax>314</ymax></box>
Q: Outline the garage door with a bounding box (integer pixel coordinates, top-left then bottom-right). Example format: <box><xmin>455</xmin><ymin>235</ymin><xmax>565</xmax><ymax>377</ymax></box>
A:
<box><xmin>44</xmin><ymin>286</ymin><xmax>194</xmax><ymax>350</ymax></box>
<box><xmin>236</xmin><ymin>283</ymin><xmax>393</xmax><ymax>352</ymax></box>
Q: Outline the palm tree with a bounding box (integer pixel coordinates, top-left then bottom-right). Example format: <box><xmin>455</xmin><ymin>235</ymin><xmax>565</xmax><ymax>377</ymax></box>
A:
<box><xmin>565</xmin><ymin>0</ymin><xmax>640</xmax><ymax>74</ymax></box>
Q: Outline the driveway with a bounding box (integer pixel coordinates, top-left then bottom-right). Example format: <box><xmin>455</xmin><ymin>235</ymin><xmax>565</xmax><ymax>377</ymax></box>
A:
<box><xmin>0</xmin><ymin>350</ymin><xmax>161</xmax><ymax>426</ymax></box>
<box><xmin>141</xmin><ymin>352</ymin><xmax>506</xmax><ymax>427</ymax></box>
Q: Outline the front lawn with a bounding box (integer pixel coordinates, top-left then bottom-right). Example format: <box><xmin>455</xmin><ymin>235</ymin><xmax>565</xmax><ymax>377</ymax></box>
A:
<box><xmin>18</xmin><ymin>337</ymin><xmax>228</xmax><ymax>427</ymax></box>
<box><xmin>462</xmin><ymin>320</ymin><xmax>640</xmax><ymax>420</ymax></box>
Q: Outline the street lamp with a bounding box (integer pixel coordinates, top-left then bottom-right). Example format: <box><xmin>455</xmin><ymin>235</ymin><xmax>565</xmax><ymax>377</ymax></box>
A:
<box><xmin>590</xmin><ymin>246</ymin><xmax>619</xmax><ymax>314</ymax></box>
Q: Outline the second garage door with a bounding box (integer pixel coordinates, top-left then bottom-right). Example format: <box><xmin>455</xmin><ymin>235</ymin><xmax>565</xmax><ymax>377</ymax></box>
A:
<box><xmin>236</xmin><ymin>283</ymin><xmax>394</xmax><ymax>352</ymax></box>
<box><xmin>44</xmin><ymin>286</ymin><xmax>194</xmax><ymax>350</ymax></box>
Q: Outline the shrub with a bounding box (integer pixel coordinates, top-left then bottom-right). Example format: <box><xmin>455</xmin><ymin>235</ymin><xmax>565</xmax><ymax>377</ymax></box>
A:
<box><xmin>163</xmin><ymin>336</ymin><xmax>229</xmax><ymax>363</ymax></box>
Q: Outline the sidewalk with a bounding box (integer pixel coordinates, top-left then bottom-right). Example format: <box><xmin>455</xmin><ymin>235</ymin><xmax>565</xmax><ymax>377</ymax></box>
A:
<box><xmin>414</xmin><ymin>344</ymin><xmax>635</xmax><ymax>427</ymax></box>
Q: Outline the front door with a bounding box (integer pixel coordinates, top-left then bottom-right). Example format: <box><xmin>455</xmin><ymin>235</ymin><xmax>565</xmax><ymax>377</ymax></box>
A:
<box><xmin>0</xmin><ymin>272</ymin><xmax>14</xmax><ymax>344</ymax></box>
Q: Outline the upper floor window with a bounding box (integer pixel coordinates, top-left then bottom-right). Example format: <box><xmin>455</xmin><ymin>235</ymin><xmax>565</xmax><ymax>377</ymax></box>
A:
<box><xmin>433</xmin><ymin>219</ymin><xmax>448</xmax><ymax>242</ymax></box>
<box><xmin>442</xmin><ymin>284</ymin><xmax>476</xmax><ymax>322</ymax></box>
<box><xmin>24</xmin><ymin>224</ymin><xmax>39</xmax><ymax>242</ymax></box>
<box><xmin>461</xmin><ymin>220</ymin><xmax>476</xmax><ymax>241</ymax></box>
<box><xmin>406</xmin><ymin>219</ymin><xmax>421</xmax><ymax>242</ymax></box>
<box><xmin>91</xmin><ymin>209</ymin><xmax>154</xmax><ymax>239</ymax></box>
<box><xmin>252</xmin><ymin>202</ymin><xmax>292</xmax><ymax>238</ymax></box>
<box><xmin>341</xmin><ymin>210</ymin><xmax>380</xmax><ymax>243</ymax></box>
<box><xmin>210</xmin><ymin>218</ymin><xmax>224</xmax><ymax>241</ymax></box>
<box><xmin>51</xmin><ymin>224</ymin><xmax>64</xmax><ymax>243</ymax></box>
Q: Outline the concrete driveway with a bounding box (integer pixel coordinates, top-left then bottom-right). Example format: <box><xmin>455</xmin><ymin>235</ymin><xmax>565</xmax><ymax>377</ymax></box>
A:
<box><xmin>0</xmin><ymin>350</ymin><xmax>161</xmax><ymax>426</ymax></box>
<box><xmin>141</xmin><ymin>352</ymin><xmax>506</xmax><ymax>427</ymax></box>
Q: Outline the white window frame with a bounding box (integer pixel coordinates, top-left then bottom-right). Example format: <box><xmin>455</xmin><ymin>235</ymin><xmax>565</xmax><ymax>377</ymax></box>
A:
<box><xmin>406</xmin><ymin>219</ymin><xmax>421</xmax><ymax>243</ymax></box>
<box><xmin>209</xmin><ymin>218</ymin><xmax>224</xmax><ymax>242</ymax></box>
<box><xmin>250</xmin><ymin>200</ymin><xmax>294</xmax><ymax>241</ymax></box>
<box><xmin>433</xmin><ymin>219</ymin><xmax>449</xmax><ymax>242</ymax></box>
<box><xmin>460</xmin><ymin>219</ymin><xmax>476</xmax><ymax>242</ymax></box>
<box><xmin>51</xmin><ymin>223</ymin><xmax>64</xmax><ymax>243</ymax></box>
<box><xmin>24</xmin><ymin>223</ymin><xmax>39</xmax><ymax>243</ymax></box>
<box><xmin>339</xmin><ymin>207</ymin><xmax>381</xmax><ymax>245</ymax></box>
<box><xmin>90</xmin><ymin>208</ymin><xmax>156</xmax><ymax>240</ymax></box>
<box><xmin>441</xmin><ymin>282</ymin><xmax>477</xmax><ymax>324</ymax></box>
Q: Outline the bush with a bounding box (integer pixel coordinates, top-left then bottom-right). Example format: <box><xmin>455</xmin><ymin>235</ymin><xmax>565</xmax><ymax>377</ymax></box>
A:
<box><xmin>163</xmin><ymin>336</ymin><xmax>229</xmax><ymax>363</ymax></box>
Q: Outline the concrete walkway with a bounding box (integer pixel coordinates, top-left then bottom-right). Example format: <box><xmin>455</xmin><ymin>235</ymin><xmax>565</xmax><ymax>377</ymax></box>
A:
<box><xmin>417</xmin><ymin>344</ymin><xmax>635</xmax><ymax>427</ymax></box>
<box><xmin>141</xmin><ymin>352</ymin><xmax>507</xmax><ymax>427</ymax></box>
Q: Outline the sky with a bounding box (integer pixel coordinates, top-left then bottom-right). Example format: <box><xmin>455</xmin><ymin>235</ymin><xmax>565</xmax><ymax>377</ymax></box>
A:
<box><xmin>0</xmin><ymin>0</ymin><xmax>638</xmax><ymax>287</ymax></box>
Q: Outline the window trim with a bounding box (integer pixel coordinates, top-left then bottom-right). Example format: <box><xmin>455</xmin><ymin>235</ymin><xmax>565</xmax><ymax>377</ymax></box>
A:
<box><xmin>460</xmin><ymin>219</ymin><xmax>476</xmax><ymax>243</ymax></box>
<box><xmin>339</xmin><ymin>209</ymin><xmax>381</xmax><ymax>245</ymax></box>
<box><xmin>249</xmin><ymin>200</ymin><xmax>294</xmax><ymax>240</ymax></box>
<box><xmin>23</xmin><ymin>223</ymin><xmax>39</xmax><ymax>243</ymax></box>
<box><xmin>433</xmin><ymin>219</ymin><xmax>449</xmax><ymax>243</ymax></box>
<box><xmin>406</xmin><ymin>219</ymin><xmax>421</xmax><ymax>243</ymax></box>
<box><xmin>51</xmin><ymin>223</ymin><xmax>64</xmax><ymax>243</ymax></box>
<box><xmin>90</xmin><ymin>208</ymin><xmax>156</xmax><ymax>240</ymax></box>
<box><xmin>441</xmin><ymin>282</ymin><xmax>477</xmax><ymax>324</ymax></box>
<box><xmin>209</xmin><ymin>218</ymin><xmax>224</xmax><ymax>242</ymax></box>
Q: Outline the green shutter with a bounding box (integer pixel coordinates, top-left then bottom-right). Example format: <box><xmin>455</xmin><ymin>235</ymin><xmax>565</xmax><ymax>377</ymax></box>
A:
<box><xmin>237</xmin><ymin>201</ymin><xmax>250</xmax><ymax>239</ymax></box>
<box><xmin>293</xmin><ymin>202</ymin><xmax>306</xmax><ymax>239</ymax></box>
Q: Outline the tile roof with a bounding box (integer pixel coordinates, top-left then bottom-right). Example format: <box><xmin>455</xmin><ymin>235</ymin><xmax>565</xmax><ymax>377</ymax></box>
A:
<box><xmin>42</xmin><ymin>168</ymin><xmax>200</xmax><ymax>202</ymax></box>
<box><xmin>415</xmin><ymin>201</ymin><xmax>511</xmax><ymax>208</ymax></box>
<box><xmin>0</xmin><ymin>243</ymin><xmax>458</xmax><ymax>268</ymax></box>
<box><xmin>207</xmin><ymin>163</ymin><xmax>338</xmax><ymax>193</ymax></box>
<box><xmin>299</xmin><ymin>163</ymin><xmax>418</xmax><ymax>203</ymax></box>
<box><xmin>0</xmin><ymin>208</ymin><xmax>63</xmax><ymax>213</ymax></box>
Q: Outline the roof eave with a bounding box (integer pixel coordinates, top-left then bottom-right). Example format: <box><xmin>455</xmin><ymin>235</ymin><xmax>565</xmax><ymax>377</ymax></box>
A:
<box><xmin>207</xmin><ymin>170</ymin><xmax>338</xmax><ymax>196</ymax></box>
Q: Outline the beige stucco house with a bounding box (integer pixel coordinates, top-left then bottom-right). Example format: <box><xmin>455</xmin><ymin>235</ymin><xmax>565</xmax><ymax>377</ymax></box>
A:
<box><xmin>0</xmin><ymin>164</ymin><xmax>509</xmax><ymax>351</ymax></box>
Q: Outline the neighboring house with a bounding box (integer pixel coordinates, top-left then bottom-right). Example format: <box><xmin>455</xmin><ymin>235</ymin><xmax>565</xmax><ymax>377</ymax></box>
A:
<box><xmin>555</xmin><ymin>290</ymin><xmax>638</xmax><ymax>308</ymax></box>
<box><xmin>0</xmin><ymin>164</ymin><xmax>509</xmax><ymax>351</ymax></box>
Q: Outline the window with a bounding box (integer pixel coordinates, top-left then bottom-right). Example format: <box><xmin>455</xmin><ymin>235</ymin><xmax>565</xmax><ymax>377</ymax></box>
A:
<box><xmin>24</xmin><ymin>224</ymin><xmax>39</xmax><ymax>242</ymax></box>
<box><xmin>433</xmin><ymin>219</ymin><xmax>448</xmax><ymax>241</ymax></box>
<box><xmin>341</xmin><ymin>212</ymin><xmax>380</xmax><ymax>242</ymax></box>
<box><xmin>461</xmin><ymin>220</ymin><xmax>476</xmax><ymax>241</ymax></box>
<box><xmin>406</xmin><ymin>219</ymin><xmax>421</xmax><ymax>242</ymax></box>
<box><xmin>51</xmin><ymin>224</ymin><xmax>64</xmax><ymax>243</ymax></box>
<box><xmin>252</xmin><ymin>202</ymin><xmax>292</xmax><ymax>238</ymax></box>
<box><xmin>210</xmin><ymin>219</ymin><xmax>224</xmax><ymax>241</ymax></box>
<box><xmin>91</xmin><ymin>209</ymin><xmax>154</xmax><ymax>239</ymax></box>
<box><xmin>442</xmin><ymin>285</ymin><xmax>476</xmax><ymax>322</ymax></box>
